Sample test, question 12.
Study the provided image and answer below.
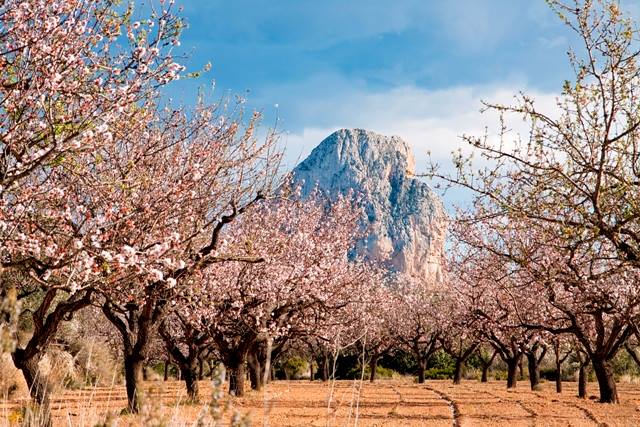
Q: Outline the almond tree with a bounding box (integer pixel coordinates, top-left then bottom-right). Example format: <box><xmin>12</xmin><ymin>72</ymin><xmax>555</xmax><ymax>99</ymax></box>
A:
<box><xmin>358</xmin><ymin>283</ymin><xmax>397</xmax><ymax>383</ymax></box>
<box><xmin>158</xmin><ymin>312</ymin><xmax>211</xmax><ymax>400</ymax></box>
<box><xmin>456</xmin><ymin>209</ymin><xmax>638</xmax><ymax>400</ymax></box>
<box><xmin>163</xmin><ymin>193</ymin><xmax>367</xmax><ymax>397</ymax></box>
<box><xmin>90</xmin><ymin>104</ymin><xmax>280</xmax><ymax>411</ymax></box>
<box><xmin>427</xmin><ymin>0</ymin><xmax>640</xmax><ymax>403</ymax></box>
<box><xmin>435</xmin><ymin>288</ymin><xmax>480</xmax><ymax>385</ymax></box>
<box><xmin>476</xmin><ymin>345</ymin><xmax>498</xmax><ymax>383</ymax></box>
<box><xmin>511</xmin><ymin>229</ymin><xmax>636</xmax><ymax>402</ymax></box>
<box><xmin>0</xmin><ymin>0</ymin><xmax>183</xmax><ymax>417</ymax></box>
<box><xmin>390</xmin><ymin>276</ymin><xmax>441</xmax><ymax>384</ymax></box>
<box><xmin>551</xmin><ymin>335</ymin><xmax>573</xmax><ymax>393</ymax></box>
<box><xmin>449</xmin><ymin>225</ymin><xmax>545</xmax><ymax>390</ymax></box>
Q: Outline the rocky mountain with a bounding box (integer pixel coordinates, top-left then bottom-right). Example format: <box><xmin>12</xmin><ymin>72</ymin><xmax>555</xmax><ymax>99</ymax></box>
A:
<box><xmin>291</xmin><ymin>128</ymin><xmax>446</xmax><ymax>282</ymax></box>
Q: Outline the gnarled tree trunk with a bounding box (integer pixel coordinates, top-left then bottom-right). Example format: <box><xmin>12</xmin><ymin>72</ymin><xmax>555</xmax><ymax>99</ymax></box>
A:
<box><xmin>248</xmin><ymin>350</ymin><xmax>264</xmax><ymax>391</ymax></box>
<box><xmin>164</xmin><ymin>359</ymin><xmax>170</xmax><ymax>381</ymax></box>
<box><xmin>481</xmin><ymin>365</ymin><xmax>490</xmax><ymax>383</ymax></box>
<box><xmin>506</xmin><ymin>356</ymin><xmax>520</xmax><ymax>389</ymax></box>
<box><xmin>518</xmin><ymin>358</ymin><xmax>524</xmax><ymax>380</ymax></box>
<box><xmin>245</xmin><ymin>336</ymin><xmax>283</xmax><ymax>390</ymax></box>
<box><xmin>228</xmin><ymin>356</ymin><xmax>247</xmax><ymax>396</ymax></box>
<box><xmin>410</xmin><ymin>335</ymin><xmax>438</xmax><ymax>385</ymax></box>
<box><xmin>578</xmin><ymin>362</ymin><xmax>589</xmax><ymax>398</ymax></box>
<box><xmin>479</xmin><ymin>350</ymin><xmax>497</xmax><ymax>383</ymax></box>
<box><xmin>317</xmin><ymin>353</ymin><xmax>329</xmax><ymax>381</ymax></box>
<box><xmin>526</xmin><ymin>353</ymin><xmax>541</xmax><ymax>391</ymax></box>
<box><xmin>12</xmin><ymin>350</ymin><xmax>51</xmax><ymax>427</ymax></box>
<box><xmin>417</xmin><ymin>357</ymin><xmax>427</xmax><ymax>384</ymax></box>
<box><xmin>103</xmin><ymin>299</ymin><xmax>160</xmax><ymax>413</ymax></box>
<box><xmin>181</xmin><ymin>362</ymin><xmax>199</xmax><ymax>401</ymax></box>
<box><xmin>449</xmin><ymin>342</ymin><xmax>479</xmax><ymax>385</ymax></box>
<box><xmin>158</xmin><ymin>319</ymin><xmax>209</xmax><ymax>402</ymax></box>
<box><xmin>369</xmin><ymin>356</ymin><xmax>379</xmax><ymax>383</ymax></box>
<box><xmin>11</xmin><ymin>289</ymin><xmax>92</xmax><ymax>426</ymax></box>
<box><xmin>123</xmin><ymin>352</ymin><xmax>145</xmax><ymax>412</ymax></box>
<box><xmin>198</xmin><ymin>357</ymin><xmax>204</xmax><ymax>380</ymax></box>
<box><xmin>525</xmin><ymin>344</ymin><xmax>546</xmax><ymax>391</ymax></box>
<box><xmin>591</xmin><ymin>357</ymin><xmax>618</xmax><ymax>403</ymax></box>
<box><xmin>453</xmin><ymin>359</ymin><xmax>463</xmax><ymax>385</ymax></box>
<box><xmin>309</xmin><ymin>359</ymin><xmax>314</xmax><ymax>381</ymax></box>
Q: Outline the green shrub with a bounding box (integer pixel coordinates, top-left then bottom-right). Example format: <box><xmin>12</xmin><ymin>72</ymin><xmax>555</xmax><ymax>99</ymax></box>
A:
<box><xmin>276</xmin><ymin>357</ymin><xmax>307</xmax><ymax>380</ymax></box>
<box><xmin>492</xmin><ymin>370</ymin><xmax>508</xmax><ymax>381</ymax></box>
<box><xmin>429</xmin><ymin>351</ymin><xmax>455</xmax><ymax>371</ymax></box>
<box><xmin>612</xmin><ymin>351</ymin><xmax>640</xmax><ymax>376</ymax></box>
<box><xmin>343</xmin><ymin>365</ymin><xmax>398</xmax><ymax>379</ymax></box>
<box><xmin>423</xmin><ymin>366</ymin><xmax>454</xmax><ymax>380</ymax></box>
<box><xmin>380</xmin><ymin>351</ymin><xmax>417</xmax><ymax>375</ymax></box>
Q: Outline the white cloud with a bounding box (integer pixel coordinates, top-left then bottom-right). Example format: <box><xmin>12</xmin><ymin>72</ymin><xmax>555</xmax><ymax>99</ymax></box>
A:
<box><xmin>275</xmin><ymin>81</ymin><xmax>559</xmax><ymax>210</ymax></box>
<box><xmin>280</xmin><ymin>83</ymin><xmax>558</xmax><ymax>169</ymax></box>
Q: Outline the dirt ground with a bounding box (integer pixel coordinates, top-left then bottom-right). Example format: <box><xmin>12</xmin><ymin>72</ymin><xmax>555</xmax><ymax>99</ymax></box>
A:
<box><xmin>2</xmin><ymin>379</ymin><xmax>640</xmax><ymax>426</ymax></box>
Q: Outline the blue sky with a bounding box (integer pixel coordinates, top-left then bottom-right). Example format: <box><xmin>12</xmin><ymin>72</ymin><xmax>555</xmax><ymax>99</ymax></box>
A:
<box><xmin>163</xmin><ymin>0</ymin><xmax>637</xmax><ymax>207</ymax></box>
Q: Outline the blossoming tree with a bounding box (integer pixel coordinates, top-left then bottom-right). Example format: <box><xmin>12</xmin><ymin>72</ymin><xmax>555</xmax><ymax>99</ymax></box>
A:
<box><xmin>0</xmin><ymin>0</ymin><xmax>184</xmax><ymax>417</ymax></box>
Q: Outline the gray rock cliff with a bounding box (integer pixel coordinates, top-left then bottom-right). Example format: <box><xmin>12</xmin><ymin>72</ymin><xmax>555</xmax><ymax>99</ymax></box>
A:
<box><xmin>291</xmin><ymin>129</ymin><xmax>446</xmax><ymax>281</ymax></box>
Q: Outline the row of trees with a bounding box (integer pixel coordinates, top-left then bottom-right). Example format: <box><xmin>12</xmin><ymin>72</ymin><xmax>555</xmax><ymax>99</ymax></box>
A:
<box><xmin>0</xmin><ymin>0</ymin><xmax>286</xmax><ymax>422</ymax></box>
<box><xmin>426</xmin><ymin>0</ymin><xmax>640</xmax><ymax>404</ymax></box>
<box><xmin>0</xmin><ymin>0</ymin><xmax>404</xmax><ymax>421</ymax></box>
<box><xmin>140</xmin><ymin>253</ymin><xmax>640</xmax><ymax>404</ymax></box>
<box><xmin>4</xmin><ymin>2</ymin><xmax>640</xmax><ymax>426</ymax></box>
<box><xmin>176</xmin><ymin>0</ymin><xmax>640</xmax><ymax>407</ymax></box>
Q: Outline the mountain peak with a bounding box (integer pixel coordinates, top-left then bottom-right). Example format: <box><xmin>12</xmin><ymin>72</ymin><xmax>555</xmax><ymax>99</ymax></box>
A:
<box><xmin>300</xmin><ymin>128</ymin><xmax>416</xmax><ymax>178</ymax></box>
<box><xmin>292</xmin><ymin>129</ymin><xmax>445</xmax><ymax>281</ymax></box>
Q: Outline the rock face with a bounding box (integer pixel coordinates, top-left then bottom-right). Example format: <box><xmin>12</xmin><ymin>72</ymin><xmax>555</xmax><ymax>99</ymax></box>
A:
<box><xmin>291</xmin><ymin>129</ymin><xmax>446</xmax><ymax>281</ymax></box>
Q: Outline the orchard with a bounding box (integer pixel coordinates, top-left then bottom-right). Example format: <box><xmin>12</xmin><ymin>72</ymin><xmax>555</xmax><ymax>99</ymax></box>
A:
<box><xmin>4</xmin><ymin>0</ymin><xmax>640</xmax><ymax>426</ymax></box>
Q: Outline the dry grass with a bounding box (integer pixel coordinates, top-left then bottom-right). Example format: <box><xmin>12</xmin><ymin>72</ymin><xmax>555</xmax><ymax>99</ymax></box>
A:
<box><xmin>2</xmin><ymin>379</ymin><xmax>640</xmax><ymax>426</ymax></box>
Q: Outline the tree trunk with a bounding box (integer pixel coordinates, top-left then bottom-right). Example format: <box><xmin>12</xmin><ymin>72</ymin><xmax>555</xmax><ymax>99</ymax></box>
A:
<box><xmin>369</xmin><ymin>357</ymin><xmax>378</xmax><ymax>383</ymax></box>
<box><xmin>102</xmin><ymin>299</ymin><xmax>157</xmax><ymax>414</ymax></box>
<box><xmin>591</xmin><ymin>357</ymin><xmax>618</xmax><ymax>403</ymax></box>
<box><xmin>553</xmin><ymin>341</ymin><xmax>564</xmax><ymax>393</ymax></box>
<box><xmin>319</xmin><ymin>354</ymin><xmax>329</xmax><ymax>381</ymax></box>
<box><xmin>10</xmin><ymin>288</ymin><xmax>91</xmax><ymax>425</ymax></box>
<box><xmin>124</xmin><ymin>353</ymin><xmax>144</xmax><ymax>413</ymax></box>
<box><xmin>248</xmin><ymin>364</ymin><xmax>260</xmax><ymax>390</ymax></box>
<box><xmin>164</xmin><ymin>360</ymin><xmax>170</xmax><ymax>381</ymax></box>
<box><xmin>526</xmin><ymin>352</ymin><xmax>541</xmax><ymax>391</ymax></box>
<box><xmin>198</xmin><ymin>357</ymin><xmax>204</xmax><ymax>381</ymax></box>
<box><xmin>248</xmin><ymin>360</ymin><xmax>262</xmax><ymax>391</ymax></box>
<box><xmin>228</xmin><ymin>359</ymin><xmax>247</xmax><ymax>396</ymax></box>
<box><xmin>578</xmin><ymin>362</ymin><xmax>588</xmax><ymax>399</ymax></box>
<box><xmin>453</xmin><ymin>358</ymin><xmax>463</xmax><ymax>385</ymax></box>
<box><xmin>480</xmin><ymin>350</ymin><xmax>497</xmax><ymax>383</ymax></box>
<box><xmin>208</xmin><ymin>360</ymin><xmax>215</xmax><ymax>379</ymax></box>
<box><xmin>481</xmin><ymin>365</ymin><xmax>490</xmax><ymax>383</ymax></box>
<box><xmin>181</xmin><ymin>364</ymin><xmax>199</xmax><ymax>401</ymax></box>
<box><xmin>506</xmin><ymin>357</ymin><xmax>519</xmax><ymax>389</ymax></box>
<box><xmin>309</xmin><ymin>359</ymin><xmax>314</xmax><ymax>381</ymax></box>
<box><xmin>417</xmin><ymin>358</ymin><xmax>427</xmax><ymax>384</ymax></box>
<box><xmin>12</xmin><ymin>350</ymin><xmax>52</xmax><ymax>427</ymax></box>
<box><xmin>518</xmin><ymin>358</ymin><xmax>524</xmax><ymax>380</ymax></box>
<box><xmin>262</xmin><ymin>337</ymin><xmax>273</xmax><ymax>390</ymax></box>
<box><xmin>247</xmin><ymin>351</ymin><xmax>263</xmax><ymax>391</ymax></box>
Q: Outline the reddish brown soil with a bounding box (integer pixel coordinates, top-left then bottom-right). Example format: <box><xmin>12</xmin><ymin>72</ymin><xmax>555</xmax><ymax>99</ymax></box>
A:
<box><xmin>2</xmin><ymin>379</ymin><xmax>640</xmax><ymax>426</ymax></box>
